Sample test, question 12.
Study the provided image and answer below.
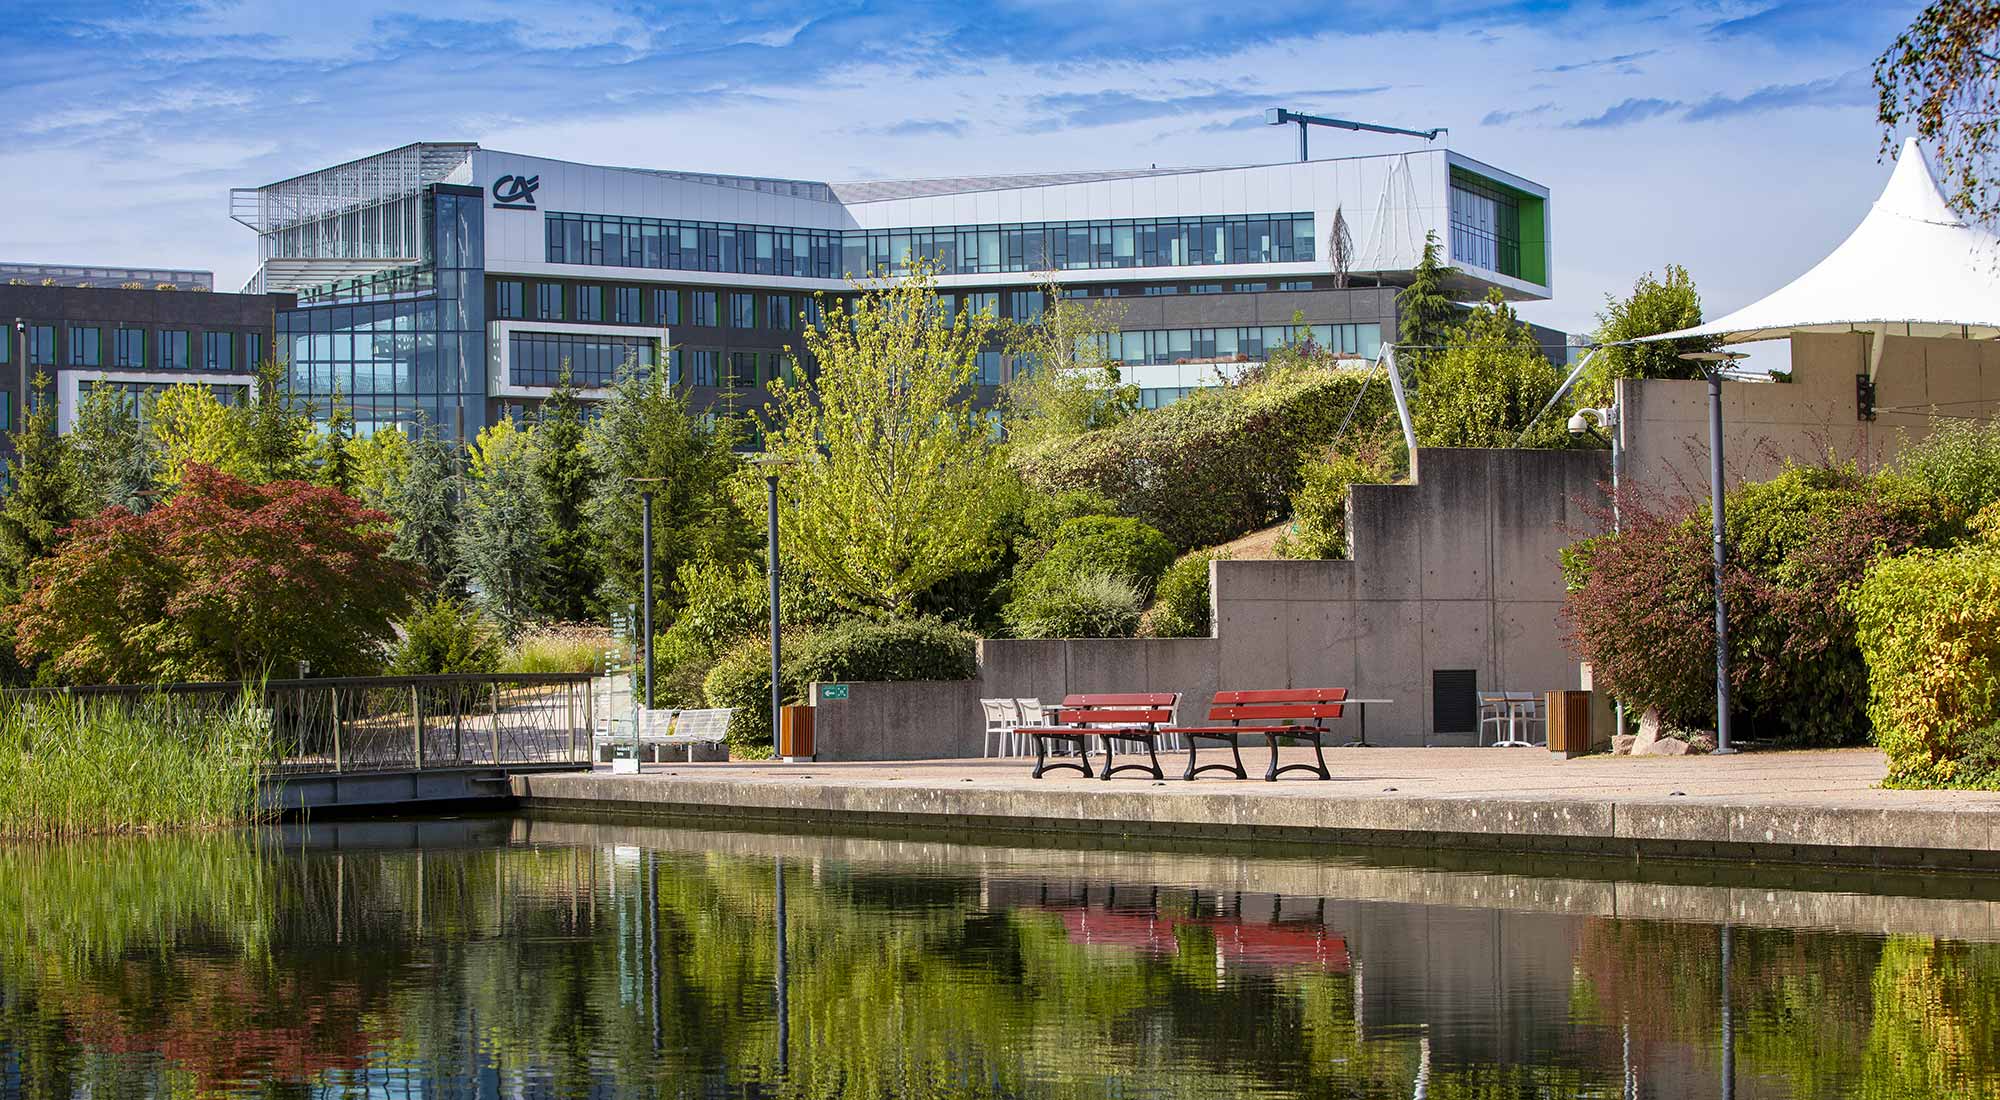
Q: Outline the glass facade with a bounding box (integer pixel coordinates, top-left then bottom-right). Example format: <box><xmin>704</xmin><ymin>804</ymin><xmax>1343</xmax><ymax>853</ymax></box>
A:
<box><xmin>546</xmin><ymin>212</ymin><xmax>1316</xmax><ymax>277</ymax></box>
<box><xmin>1097</xmin><ymin>322</ymin><xmax>1381</xmax><ymax>366</ymax></box>
<box><xmin>28</xmin><ymin>326</ymin><xmax>55</xmax><ymax>367</ymax></box>
<box><xmin>160</xmin><ymin>331</ymin><xmax>189</xmax><ymax>370</ymax></box>
<box><xmin>68</xmin><ymin>327</ymin><xmax>100</xmax><ymax>367</ymax></box>
<box><xmin>1450</xmin><ymin>171</ymin><xmax>1521</xmax><ymax>278</ymax></box>
<box><xmin>769</xmin><ymin>294</ymin><xmax>794</xmax><ymax>331</ymax></box>
<box><xmin>277</xmin><ymin>184</ymin><xmax>489</xmax><ymax>438</ymax></box>
<box><xmin>496</xmin><ymin>280</ymin><xmax>523</xmax><ymax>319</ymax></box>
<box><xmin>654</xmin><ymin>288</ymin><xmax>680</xmax><ymax>326</ymax></box>
<box><xmin>509</xmin><ymin>332</ymin><xmax>656</xmax><ymax>388</ymax></box>
<box><xmin>88</xmin><ymin>381</ymin><xmax>247</xmax><ymax>428</ymax></box>
<box><xmin>576</xmin><ymin>285</ymin><xmax>603</xmax><ymax>322</ymax></box>
<box><xmin>536</xmin><ymin>283</ymin><xmax>563</xmax><ymax>320</ymax></box>
<box><xmin>729</xmin><ymin>293</ymin><xmax>756</xmax><ymax>329</ymax></box>
<box><xmin>690</xmin><ymin>292</ymin><xmax>718</xmax><ymax>327</ymax></box>
<box><xmin>202</xmin><ymin>331</ymin><xmax>233</xmax><ymax>372</ymax></box>
<box><xmin>114</xmin><ymin>329</ymin><xmax>144</xmax><ymax>368</ymax></box>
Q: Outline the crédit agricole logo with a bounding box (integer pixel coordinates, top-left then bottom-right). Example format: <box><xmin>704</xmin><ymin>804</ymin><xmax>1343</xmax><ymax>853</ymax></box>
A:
<box><xmin>492</xmin><ymin>174</ymin><xmax>540</xmax><ymax>210</ymax></box>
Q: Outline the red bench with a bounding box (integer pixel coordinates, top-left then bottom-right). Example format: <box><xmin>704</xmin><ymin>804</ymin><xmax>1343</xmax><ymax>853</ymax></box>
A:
<box><xmin>1020</xmin><ymin>692</ymin><xmax>1180</xmax><ymax>780</ymax></box>
<box><xmin>1163</xmin><ymin>689</ymin><xmax>1348</xmax><ymax>781</ymax></box>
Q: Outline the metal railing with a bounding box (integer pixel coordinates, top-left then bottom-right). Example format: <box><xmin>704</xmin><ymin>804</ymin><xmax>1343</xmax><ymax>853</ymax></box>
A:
<box><xmin>1</xmin><ymin>674</ymin><xmax>595</xmax><ymax>776</ymax></box>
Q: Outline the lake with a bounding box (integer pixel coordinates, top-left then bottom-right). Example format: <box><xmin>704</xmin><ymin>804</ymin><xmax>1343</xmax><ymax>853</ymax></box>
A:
<box><xmin>1</xmin><ymin>813</ymin><xmax>1996</xmax><ymax>1098</ymax></box>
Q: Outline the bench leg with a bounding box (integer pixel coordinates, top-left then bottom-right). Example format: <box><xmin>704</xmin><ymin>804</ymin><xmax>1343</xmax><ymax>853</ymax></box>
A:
<box><xmin>1033</xmin><ymin>734</ymin><xmax>1093</xmax><ymax>779</ymax></box>
<box><xmin>1230</xmin><ymin>739</ymin><xmax>1247</xmax><ymax>780</ymax></box>
<box><xmin>1146</xmin><ymin>738</ymin><xmax>1163</xmax><ymax>781</ymax></box>
<box><xmin>1099</xmin><ymin>735</ymin><xmax>1114</xmax><ymax>780</ymax></box>
<box><xmin>1181</xmin><ymin>737</ymin><xmax>1200</xmax><ymax>781</ymax></box>
<box><xmin>1267</xmin><ymin>733</ymin><xmax>1334</xmax><ymax>781</ymax></box>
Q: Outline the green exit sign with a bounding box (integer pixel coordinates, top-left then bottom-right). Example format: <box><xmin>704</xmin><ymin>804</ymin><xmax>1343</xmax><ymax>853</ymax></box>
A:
<box><xmin>820</xmin><ymin>683</ymin><xmax>850</xmax><ymax>701</ymax></box>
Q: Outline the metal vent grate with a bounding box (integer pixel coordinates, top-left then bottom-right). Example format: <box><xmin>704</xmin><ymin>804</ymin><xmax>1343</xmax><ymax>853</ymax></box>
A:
<box><xmin>1433</xmin><ymin>669</ymin><xmax>1479</xmax><ymax>734</ymax></box>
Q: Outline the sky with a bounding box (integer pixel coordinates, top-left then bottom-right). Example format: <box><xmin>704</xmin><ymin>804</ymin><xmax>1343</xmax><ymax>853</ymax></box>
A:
<box><xmin>0</xmin><ymin>0</ymin><xmax>1928</xmax><ymax>342</ymax></box>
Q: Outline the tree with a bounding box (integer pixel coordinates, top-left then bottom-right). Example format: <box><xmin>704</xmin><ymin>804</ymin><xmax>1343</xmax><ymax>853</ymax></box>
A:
<box><xmin>9</xmin><ymin>464</ymin><xmax>423</xmax><ymax>682</ymax></box>
<box><xmin>1415</xmin><ymin>290</ymin><xmax>1572</xmax><ymax>448</ymax></box>
<box><xmin>534</xmin><ymin>369</ymin><xmax>600</xmax><ymax>621</ymax></box>
<box><xmin>236</xmin><ymin>360</ymin><xmax>313</xmax><ymax>484</ymax></box>
<box><xmin>1581</xmin><ymin>264</ymin><xmax>1718</xmax><ymax>404</ymax></box>
<box><xmin>1396</xmin><ymin>230</ymin><xmax>1459</xmax><ymax>359</ymax></box>
<box><xmin>390</xmin><ymin>421</ymin><xmax>461</xmax><ymax>594</ymax></box>
<box><xmin>587</xmin><ymin>365</ymin><xmax>751</xmax><ymax>626</ymax></box>
<box><xmin>1876</xmin><ymin>1</ymin><xmax>2000</xmax><ymax>225</ymax></box>
<box><xmin>66</xmin><ymin>382</ymin><xmax>153</xmax><ymax>516</ymax></box>
<box><xmin>149</xmin><ymin>383</ymin><xmax>242</xmax><ymax>492</ymax></box>
<box><xmin>312</xmin><ymin>391</ymin><xmax>358</xmax><ymax>496</ymax></box>
<box><xmin>350</xmin><ymin>426</ymin><xmax>410</xmax><ymax>514</ymax></box>
<box><xmin>1000</xmin><ymin>274</ymin><xmax>1135</xmax><ymax>445</ymax></box>
<box><xmin>0</xmin><ymin>375</ymin><xmax>80</xmax><ymax>593</ymax></box>
<box><xmin>456</xmin><ymin>416</ymin><xmax>548</xmax><ymax>629</ymax></box>
<box><xmin>767</xmin><ymin>259</ymin><xmax>1012</xmax><ymax>615</ymax></box>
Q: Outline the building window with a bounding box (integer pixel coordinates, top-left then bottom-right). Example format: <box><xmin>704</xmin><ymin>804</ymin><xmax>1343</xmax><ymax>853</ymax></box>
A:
<box><xmin>68</xmin><ymin>326</ymin><xmax>101</xmax><ymax>367</ymax></box>
<box><xmin>1450</xmin><ymin>170</ymin><xmax>1521</xmax><ymax>277</ymax></box>
<box><xmin>28</xmin><ymin>325</ymin><xmax>55</xmax><ymax>366</ymax></box>
<box><xmin>769</xmin><ymin>294</ymin><xmax>793</xmax><ymax>331</ymax></box>
<box><xmin>496</xmin><ymin>280</ymin><xmax>524</xmax><ymax>319</ymax></box>
<box><xmin>508</xmin><ymin>331</ymin><xmax>656</xmax><ymax>388</ymax></box>
<box><xmin>965</xmin><ymin>292</ymin><xmax>997</xmax><ymax>318</ymax></box>
<box><xmin>729</xmin><ymin>293</ymin><xmax>756</xmax><ymax>329</ymax></box>
<box><xmin>543</xmin><ymin>210</ymin><xmax>1314</xmax><ymax>276</ymax></box>
<box><xmin>114</xmin><ymin>328</ymin><xmax>144</xmax><ymax>368</ymax></box>
<box><xmin>536</xmin><ymin>283</ymin><xmax>564</xmax><ymax>321</ymax></box>
<box><xmin>1142</xmin><ymin>286</ymin><xmax>1179</xmax><ymax>296</ymax></box>
<box><xmin>685</xmin><ymin>349</ymin><xmax>718</xmax><ymax>386</ymax></box>
<box><xmin>243</xmin><ymin>332</ymin><xmax>263</xmax><ymax>368</ymax></box>
<box><xmin>160</xmin><ymin>330</ymin><xmax>189</xmax><ymax>370</ymax></box>
<box><xmin>1097</xmin><ymin>322</ymin><xmax>1381</xmax><ymax>365</ymax></box>
<box><xmin>1278</xmin><ymin>280</ymin><xmax>1313</xmax><ymax>291</ymax></box>
<box><xmin>1190</xmin><ymin>284</ymin><xmax>1222</xmax><ymax>295</ymax></box>
<box><xmin>690</xmin><ymin>291</ymin><xmax>718</xmax><ymax>327</ymax></box>
<box><xmin>200</xmin><ymin>331</ymin><xmax>234</xmax><ymax>372</ymax></box>
<box><xmin>575</xmin><ymin>285</ymin><xmax>603</xmax><ymax>322</ymax></box>
<box><xmin>1232</xmin><ymin>282</ymin><xmax>1267</xmax><ymax>293</ymax></box>
<box><xmin>1006</xmin><ymin>290</ymin><xmax>1044</xmax><ymax>321</ymax></box>
<box><xmin>0</xmin><ymin>391</ymin><xmax>10</xmax><ymax>433</ymax></box>
<box><xmin>615</xmin><ymin>286</ymin><xmax>640</xmax><ymax>324</ymax></box>
<box><xmin>727</xmin><ymin>350</ymin><xmax>760</xmax><ymax>385</ymax></box>
<box><xmin>654</xmin><ymin>288</ymin><xmax>680</xmax><ymax>326</ymax></box>
<box><xmin>976</xmin><ymin>351</ymin><xmax>1002</xmax><ymax>385</ymax></box>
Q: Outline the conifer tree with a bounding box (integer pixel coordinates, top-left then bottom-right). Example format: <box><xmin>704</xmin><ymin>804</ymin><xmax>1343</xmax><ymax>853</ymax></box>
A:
<box><xmin>0</xmin><ymin>374</ymin><xmax>79</xmax><ymax>593</ymax></box>
<box><xmin>1396</xmin><ymin>230</ymin><xmax>1459</xmax><ymax>367</ymax></box>
<box><xmin>68</xmin><ymin>381</ymin><xmax>153</xmax><ymax>514</ymax></box>
<box><xmin>533</xmin><ymin>368</ymin><xmax>599</xmax><ymax>620</ymax></box>
<box><xmin>390</xmin><ymin>418</ymin><xmax>461</xmax><ymax>594</ymax></box>
<box><xmin>312</xmin><ymin>390</ymin><xmax>359</xmax><ymax>496</ymax></box>
<box><xmin>457</xmin><ymin>416</ymin><xmax>547</xmax><ymax>629</ymax></box>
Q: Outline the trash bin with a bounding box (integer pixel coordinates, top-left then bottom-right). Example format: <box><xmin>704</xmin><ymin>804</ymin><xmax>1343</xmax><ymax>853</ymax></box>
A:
<box><xmin>780</xmin><ymin>704</ymin><xmax>815</xmax><ymax>761</ymax></box>
<box><xmin>1545</xmin><ymin>690</ymin><xmax>1601</xmax><ymax>758</ymax></box>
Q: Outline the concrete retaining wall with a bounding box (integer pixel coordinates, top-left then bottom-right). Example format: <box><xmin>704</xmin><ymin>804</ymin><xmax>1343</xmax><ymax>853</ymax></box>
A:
<box><xmin>808</xmin><ymin>680</ymin><xmax>984</xmax><ymax>760</ymax></box>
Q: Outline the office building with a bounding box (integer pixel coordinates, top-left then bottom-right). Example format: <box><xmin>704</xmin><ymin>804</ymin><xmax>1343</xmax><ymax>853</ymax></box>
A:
<box><xmin>233</xmin><ymin>141</ymin><xmax>1555</xmax><ymax>438</ymax></box>
<box><xmin>1</xmin><ymin>281</ymin><xmax>291</xmax><ymax>450</ymax></box>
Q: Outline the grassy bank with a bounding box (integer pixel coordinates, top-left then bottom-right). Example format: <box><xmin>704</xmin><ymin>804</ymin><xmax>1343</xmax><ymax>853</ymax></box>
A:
<box><xmin>0</xmin><ymin>694</ymin><xmax>274</xmax><ymax>839</ymax></box>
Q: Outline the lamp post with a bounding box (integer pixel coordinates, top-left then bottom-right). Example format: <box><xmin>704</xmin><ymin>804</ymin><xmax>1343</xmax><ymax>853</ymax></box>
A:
<box><xmin>740</xmin><ymin>453</ymin><xmax>793</xmax><ymax>757</ymax></box>
<box><xmin>1679</xmin><ymin>350</ymin><xmax>1750</xmax><ymax>755</ymax></box>
<box><xmin>626</xmin><ymin>477</ymin><xmax>666</xmax><ymax>728</ymax></box>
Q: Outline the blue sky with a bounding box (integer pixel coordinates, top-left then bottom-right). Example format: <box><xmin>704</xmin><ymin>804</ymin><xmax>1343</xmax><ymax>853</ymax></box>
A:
<box><xmin>0</xmin><ymin>0</ymin><xmax>1921</xmax><ymax>341</ymax></box>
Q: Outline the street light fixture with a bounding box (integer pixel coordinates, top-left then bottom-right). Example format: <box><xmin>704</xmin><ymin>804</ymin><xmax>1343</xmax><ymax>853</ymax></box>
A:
<box><xmin>1678</xmin><ymin>350</ymin><xmax>1750</xmax><ymax>755</ymax></box>
<box><xmin>625</xmin><ymin>476</ymin><xmax>667</xmax><ymax>761</ymax></box>
<box><xmin>740</xmin><ymin>452</ymin><xmax>796</xmax><ymax>758</ymax></box>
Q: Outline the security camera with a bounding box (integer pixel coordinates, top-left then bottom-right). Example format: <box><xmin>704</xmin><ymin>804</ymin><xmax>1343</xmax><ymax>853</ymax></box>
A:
<box><xmin>1566</xmin><ymin>411</ymin><xmax>1589</xmax><ymax>435</ymax></box>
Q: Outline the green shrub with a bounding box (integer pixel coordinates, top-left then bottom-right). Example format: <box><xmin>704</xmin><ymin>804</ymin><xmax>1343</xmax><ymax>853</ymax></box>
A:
<box><xmin>790</xmin><ymin>617</ymin><xmax>978</xmax><ymax>685</ymax></box>
<box><xmin>1849</xmin><ymin>519</ymin><xmax>2000</xmax><ymax>788</ymax></box>
<box><xmin>1276</xmin><ymin>447</ymin><xmax>1397</xmax><ymax>559</ymax></box>
<box><xmin>389</xmin><ymin>597</ymin><xmax>502</xmax><ymax>675</ymax></box>
<box><xmin>1013</xmin><ymin>363</ymin><xmax>1397</xmax><ymax>549</ymax></box>
<box><xmin>1016</xmin><ymin>489</ymin><xmax>1120</xmax><ymax>559</ymax></box>
<box><xmin>1887</xmin><ymin>419</ymin><xmax>2000</xmax><ymax>523</ymax></box>
<box><xmin>702</xmin><ymin>618</ymin><xmax>979</xmax><ymax>754</ymax></box>
<box><xmin>1004</xmin><ymin>570</ymin><xmax>1143</xmax><ymax>639</ymax></box>
<box><xmin>1037</xmin><ymin>516</ymin><xmax>1176</xmax><ymax>594</ymax></box>
<box><xmin>499</xmin><ymin>622</ymin><xmax>607</xmax><ymax>674</ymax></box>
<box><xmin>1143</xmin><ymin>549</ymin><xmax>1228</xmax><ymax>638</ymax></box>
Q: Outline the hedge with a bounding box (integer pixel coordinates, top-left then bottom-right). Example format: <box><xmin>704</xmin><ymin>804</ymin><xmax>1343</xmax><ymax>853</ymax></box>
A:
<box><xmin>1142</xmin><ymin>549</ymin><xmax>1228</xmax><ymax>638</ymax></box>
<box><xmin>1849</xmin><ymin>524</ymin><xmax>2000</xmax><ymax>789</ymax></box>
<box><xmin>702</xmin><ymin>618</ymin><xmax>978</xmax><ymax>753</ymax></box>
<box><xmin>1012</xmin><ymin>364</ymin><xmax>1395</xmax><ymax>549</ymax></box>
<box><xmin>1003</xmin><ymin>571</ymin><xmax>1143</xmax><ymax>639</ymax></box>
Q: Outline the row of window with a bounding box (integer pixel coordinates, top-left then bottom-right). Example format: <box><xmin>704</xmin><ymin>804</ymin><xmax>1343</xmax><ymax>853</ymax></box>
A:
<box><xmin>1</xmin><ymin>324</ymin><xmax>262</xmax><ymax>372</ymax></box>
<box><xmin>509</xmin><ymin>332</ymin><xmax>660</xmax><ymax>388</ymax></box>
<box><xmin>1092</xmin><ymin>322</ymin><xmax>1383</xmax><ymax>366</ymax></box>
<box><xmin>545</xmin><ymin>211</ymin><xmax>1318</xmax><ymax>277</ymax></box>
<box><xmin>493</xmin><ymin>280</ymin><xmax>814</xmax><ymax>331</ymax></box>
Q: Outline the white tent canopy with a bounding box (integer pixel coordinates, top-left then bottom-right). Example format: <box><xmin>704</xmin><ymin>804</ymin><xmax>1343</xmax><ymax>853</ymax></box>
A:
<box><xmin>1638</xmin><ymin>138</ymin><xmax>2000</xmax><ymax>346</ymax></box>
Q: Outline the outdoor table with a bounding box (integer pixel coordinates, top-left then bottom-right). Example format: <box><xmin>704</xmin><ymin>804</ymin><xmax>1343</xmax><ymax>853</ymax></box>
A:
<box><xmin>1490</xmin><ymin>696</ymin><xmax>1539</xmax><ymax>748</ymax></box>
<box><xmin>1336</xmin><ymin>698</ymin><xmax>1394</xmax><ymax>747</ymax></box>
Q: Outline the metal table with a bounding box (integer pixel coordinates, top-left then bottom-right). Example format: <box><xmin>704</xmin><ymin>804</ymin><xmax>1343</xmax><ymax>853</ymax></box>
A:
<box><xmin>1337</xmin><ymin>698</ymin><xmax>1394</xmax><ymax>747</ymax></box>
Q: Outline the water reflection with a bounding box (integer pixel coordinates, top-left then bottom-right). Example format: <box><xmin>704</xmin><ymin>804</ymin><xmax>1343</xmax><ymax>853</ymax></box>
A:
<box><xmin>0</xmin><ymin>817</ymin><xmax>1996</xmax><ymax>1098</ymax></box>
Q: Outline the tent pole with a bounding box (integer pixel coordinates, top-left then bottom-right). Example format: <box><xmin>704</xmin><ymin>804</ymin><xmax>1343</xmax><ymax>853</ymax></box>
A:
<box><xmin>1707</xmin><ymin>370</ymin><xmax>1735</xmax><ymax>754</ymax></box>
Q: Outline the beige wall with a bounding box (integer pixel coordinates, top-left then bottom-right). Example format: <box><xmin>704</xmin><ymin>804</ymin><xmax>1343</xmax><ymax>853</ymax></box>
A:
<box><xmin>1620</xmin><ymin>332</ymin><xmax>2000</xmax><ymax>496</ymax></box>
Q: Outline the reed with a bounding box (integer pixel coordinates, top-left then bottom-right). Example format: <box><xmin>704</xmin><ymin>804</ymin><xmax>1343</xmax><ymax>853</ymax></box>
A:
<box><xmin>0</xmin><ymin>693</ymin><xmax>274</xmax><ymax>839</ymax></box>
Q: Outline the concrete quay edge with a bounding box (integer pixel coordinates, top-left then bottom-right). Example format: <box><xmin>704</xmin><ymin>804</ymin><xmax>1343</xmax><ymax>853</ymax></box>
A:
<box><xmin>511</xmin><ymin>771</ymin><xmax>2000</xmax><ymax>871</ymax></box>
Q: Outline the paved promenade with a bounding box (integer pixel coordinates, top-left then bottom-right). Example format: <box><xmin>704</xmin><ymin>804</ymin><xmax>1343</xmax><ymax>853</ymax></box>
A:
<box><xmin>512</xmin><ymin>747</ymin><xmax>2000</xmax><ymax>869</ymax></box>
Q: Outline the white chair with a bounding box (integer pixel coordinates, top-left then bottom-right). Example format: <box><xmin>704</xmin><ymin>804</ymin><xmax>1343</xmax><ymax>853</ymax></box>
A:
<box><xmin>1015</xmin><ymin>698</ymin><xmax>1052</xmax><ymax>756</ymax></box>
<box><xmin>1479</xmin><ymin>691</ymin><xmax>1542</xmax><ymax>747</ymax></box>
<box><xmin>981</xmin><ymin>698</ymin><xmax>1022</xmax><ymax>757</ymax></box>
